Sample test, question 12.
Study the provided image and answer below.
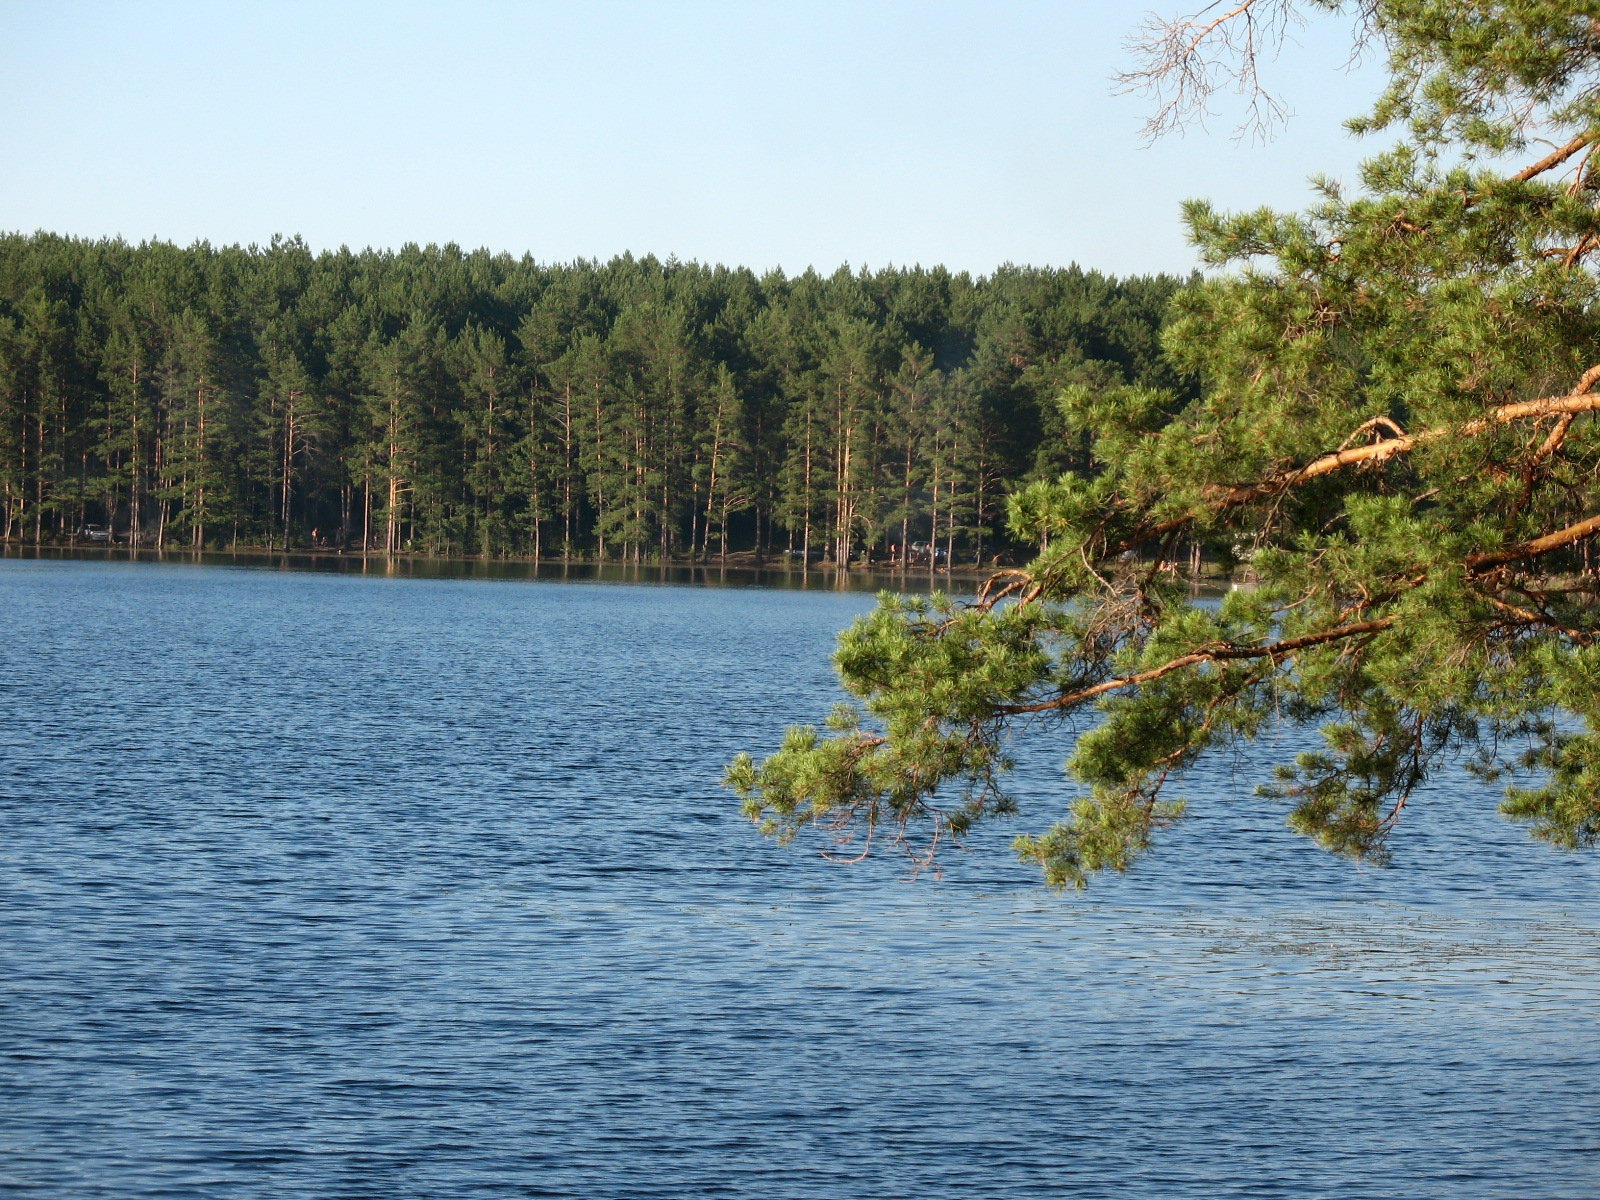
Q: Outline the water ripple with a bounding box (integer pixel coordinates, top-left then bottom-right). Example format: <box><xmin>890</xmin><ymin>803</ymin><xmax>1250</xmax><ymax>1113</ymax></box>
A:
<box><xmin>1</xmin><ymin>558</ymin><xmax>1597</xmax><ymax>1198</ymax></box>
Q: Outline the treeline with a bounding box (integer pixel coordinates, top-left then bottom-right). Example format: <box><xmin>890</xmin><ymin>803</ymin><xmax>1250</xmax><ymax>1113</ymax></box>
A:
<box><xmin>0</xmin><ymin>233</ymin><xmax>1190</xmax><ymax>564</ymax></box>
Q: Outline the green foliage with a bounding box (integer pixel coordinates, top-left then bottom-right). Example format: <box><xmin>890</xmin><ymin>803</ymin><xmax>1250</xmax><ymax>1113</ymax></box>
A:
<box><xmin>0</xmin><ymin>240</ymin><xmax>1184</xmax><ymax>560</ymax></box>
<box><xmin>731</xmin><ymin>0</ymin><xmax>1600</xmax><ymax>886</ymax></box>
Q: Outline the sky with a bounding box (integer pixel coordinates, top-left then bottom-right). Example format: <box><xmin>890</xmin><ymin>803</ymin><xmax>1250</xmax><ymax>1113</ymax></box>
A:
<box><xmin>0</xmin><ymin>1</ymin><xmax>1390</xmax><ymax>278</ymax></box>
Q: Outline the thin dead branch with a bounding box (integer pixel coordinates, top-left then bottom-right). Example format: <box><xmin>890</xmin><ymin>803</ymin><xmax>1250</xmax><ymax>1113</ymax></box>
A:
<box><xmin>1116</xmin><ymin>0</ymin><xmax>1382</xmax><ymax>142</ymax></box>
<box><xmin>1116</xmin><ymin>0</ymin><xmax>1300</xmax><ymax>142</ymax></box>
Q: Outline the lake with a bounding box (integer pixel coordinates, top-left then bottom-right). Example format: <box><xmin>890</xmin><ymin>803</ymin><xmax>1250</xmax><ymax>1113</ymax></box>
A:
<box><xmin>2</xmin><ymin>558</ymin><xmax>1598</xmax><ymax>1198</ymax></box>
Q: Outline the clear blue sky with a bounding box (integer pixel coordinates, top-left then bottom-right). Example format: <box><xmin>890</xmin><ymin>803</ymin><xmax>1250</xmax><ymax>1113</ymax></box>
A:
<box><xmin>0</xmin><ymin>1</ymin><xmax>1387</xmax><ymax>277</ymax></box>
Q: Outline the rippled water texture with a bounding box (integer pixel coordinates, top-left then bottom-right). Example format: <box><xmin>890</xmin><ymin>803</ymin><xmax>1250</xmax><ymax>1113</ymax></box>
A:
<box><xmin>3</xmin><ymin>559</ymin><xmax>1598</xmax><ymax>1198</ymax></box>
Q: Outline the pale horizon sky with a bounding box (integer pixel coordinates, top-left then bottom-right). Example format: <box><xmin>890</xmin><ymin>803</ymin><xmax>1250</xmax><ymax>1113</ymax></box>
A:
<box><xmin>0</xmin><ymin>1</ymin><xmax>1389</xmax><ymax>278</ymax></box>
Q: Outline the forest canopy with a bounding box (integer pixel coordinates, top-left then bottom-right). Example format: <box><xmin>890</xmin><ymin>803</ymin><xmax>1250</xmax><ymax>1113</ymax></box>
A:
<box><xmin>729</xmin><ymin>0</ymin><xmax>1600</xmax><ymax>886</ymax></box>
<box><xmin>0</xmin><ymin>237</ymin><xmax>1187</xmax><ymax>564</ymax></box>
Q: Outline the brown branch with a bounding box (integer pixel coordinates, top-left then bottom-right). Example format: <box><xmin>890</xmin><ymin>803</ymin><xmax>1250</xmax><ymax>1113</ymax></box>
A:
<box><xmin>1570</xmin><ymin>141</ymin><xmax>1600</xmax><ymax>195</ymax></box>
<box><xmin>1512</xmin><ymin>134</ymin><xmax>1593</xmax><ymax>182</ymax></box>
<box><xmin>1080</xmin><ymin>543</ymin><xmax>1114</xmax><ymax>592</ymax></box>
<box><xmin>996</xmin><ymin>618</ymin><xmax>1396</xmax><ymax>716</ymax></box>
<box><xmin>1374</xmin><ymin>712</ymin><xmax>1428</xmax><ymax>835</ymax></box>
<box><xmin>1563</xmin><ymin>232</ymin><xmax>1598</xmax><ymax>269</ymax></box>
<box><xmin>1335</xmin><ymin>415</ymin><xmax>1408</xmax><ymax>450</ymax></box>
<box><xmin>1467</xmin><ymin>512</ymin><xmax>1600</xmax><ymax>574</ymax></box>
<box><xmin>1148</xmin><ymin>670</ymin><xmax>1267</xmax><ymax>772</ymax></box>
<box><xmin>1179</xmin><ymin>386</ymin><xmax>1600</xmax><ymax>526</ymax></box>
<box><xmin>974</xmin><ymin>569</ymin><xmax>1034</xmax><ymax>611</ymax></box>
<box><xmin>1532</xmin><ymin>412</ymin><xmax>1576</xmax><ymax>463</ymax></box>
<box><xmin>1516</xmin><ymin>411</ymin><xmax>1577</xmax><ymax>510</ymax></box>
<box><xmin>820</xmin><ymin>817</ymin><xmax>876</xmax><ymax>864</ymax></box>
<box><xmin>1472</xmin><ymin>589</ymin><xmax>1593</xmax><ymax>645</ymax></box>
<box><xmin>1098</xmin><ymin>384</ymin><xmax>1600</xmax><ymax>558</ymax></box>
<box><xmin>970</xmin><ymin>370</ymin><xmax>1600</xmax><ymax>604</ymax></box>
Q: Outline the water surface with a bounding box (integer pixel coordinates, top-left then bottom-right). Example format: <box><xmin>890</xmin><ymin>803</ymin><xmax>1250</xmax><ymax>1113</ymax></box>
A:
<box><xmin>2</xmin><ymin>559</ymin><xmax>1597</xmax><ymax>1198</ymax></box>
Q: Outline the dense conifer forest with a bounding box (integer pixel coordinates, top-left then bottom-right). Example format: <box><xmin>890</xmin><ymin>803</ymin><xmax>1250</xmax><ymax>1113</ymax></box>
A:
<box><xmin>0</xmin><ymin>232</ymin><xmax>1189</xmax><ymax>564</ymax></box>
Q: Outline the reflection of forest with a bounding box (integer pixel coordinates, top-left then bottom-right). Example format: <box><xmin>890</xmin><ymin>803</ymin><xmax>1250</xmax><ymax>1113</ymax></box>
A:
<box><xmin>0</xmin><ymin>235</ymin><xmax>1189</xmax><ymax>565</ymax></box>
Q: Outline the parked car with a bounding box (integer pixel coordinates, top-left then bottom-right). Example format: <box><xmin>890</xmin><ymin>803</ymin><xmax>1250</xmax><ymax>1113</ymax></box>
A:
<box><xmin>78</xmin><ymin>524</ymin><xmax>111</xmax><ymax>543</ymax></box>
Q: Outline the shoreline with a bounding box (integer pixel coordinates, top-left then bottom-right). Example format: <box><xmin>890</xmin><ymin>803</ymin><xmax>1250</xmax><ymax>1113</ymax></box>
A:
<box><xmin>0</xmin><ymin>543</ymin><xmax>1005</xmax><ymax>592</ymax></box>
<box><xmin>0</xmin><ymin>542</ymin><xmax>1245</xmax><ymax>596</ymax></box>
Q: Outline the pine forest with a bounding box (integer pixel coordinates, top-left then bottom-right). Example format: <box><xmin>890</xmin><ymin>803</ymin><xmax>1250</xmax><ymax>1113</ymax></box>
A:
<box><xmin>0</xmin><ymin>233</ymin><xmax>1188</xmax><ymax>565</ymax></box>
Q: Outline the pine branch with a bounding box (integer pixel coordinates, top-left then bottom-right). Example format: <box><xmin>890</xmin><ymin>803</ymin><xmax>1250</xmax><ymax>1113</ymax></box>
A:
<box><xmin>1511</xmin><ymin>134</ymin><xmax>1593</xmax><ymax>182</ymax></box>
<box><xmin>996</xmin><ymin>618</ymin><xmax>1396</xmax><ymax>716</ymax></box>
<box><xmin>1103</xmin><ymin>380</ymin><xmax>1600</xmax><ymax>555</ymax></box>
<box><xmin>1467</xmin><ymin>512</ymin><xmax>1600</xmax><ymax>574</ymax></box>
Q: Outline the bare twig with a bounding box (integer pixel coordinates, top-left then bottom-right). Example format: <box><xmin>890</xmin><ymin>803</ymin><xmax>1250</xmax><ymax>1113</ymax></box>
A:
<box><xmin>1116</xmin><ymin>0</ymin><xmax>1382</xmax><ymax>143</ymax></box>
<box><xmin>1117</xmin><ymin>0</ymin><xmax>1300</xmax><ymax>142</ymax></box>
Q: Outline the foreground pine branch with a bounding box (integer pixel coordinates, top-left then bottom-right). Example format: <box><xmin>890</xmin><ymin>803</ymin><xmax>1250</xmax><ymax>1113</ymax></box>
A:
<box><xmin>730</xmin><ymin>2</ymin><xmax>1600</xmax><ymax>888</ymax></box>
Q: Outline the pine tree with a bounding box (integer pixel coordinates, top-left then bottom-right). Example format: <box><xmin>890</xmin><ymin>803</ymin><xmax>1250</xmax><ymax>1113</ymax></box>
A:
<box><xmin>257</xmin><ymin>317</ymin><xmax>316</xmax><ymax>551</ymax></box>
<box><xmin>697</xmin><ymin>366</ymin><xmax>751</xmax><ymax>564</ymax></box>
<box><xmin>363</xmin><ymin>320</ymin><xmax>443</xmax><ymax>556</ymax></box>
<box><xmin>454</xmin><ymin>324</ymin><xmax>517</xmax><ymax>555</ymax></box>
<box><xmin>883</xmin><ymin>344</ymin><xmax>938</xmax><ymax>566</ymax></box>
<box><xmin>158</xmin><ymin>309</ymin><xmax>225</xmax><ymax>548</ymax></box>
<box><xmin>818</xmin><ymin>316</ymin><xmax>884</xmax><ymax>567</ymax></box>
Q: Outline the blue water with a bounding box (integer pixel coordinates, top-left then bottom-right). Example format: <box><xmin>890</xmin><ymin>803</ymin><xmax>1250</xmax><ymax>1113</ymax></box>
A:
<box><xmin>2</xmin><ymin>558</ymin><xmax>1597</xmax><ymax>1198</ymax></box>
